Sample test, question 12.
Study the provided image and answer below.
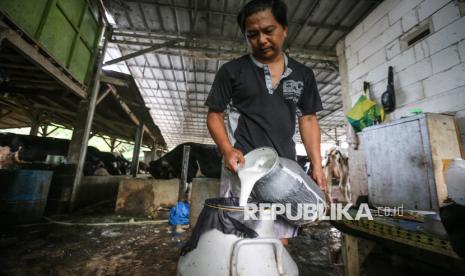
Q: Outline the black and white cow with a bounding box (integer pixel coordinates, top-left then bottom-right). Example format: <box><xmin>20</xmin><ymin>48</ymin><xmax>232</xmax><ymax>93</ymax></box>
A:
<box><xmin>138</xmin><ymin>161</ymin><xmax>149</xmax><ymax>174</ymax></box>
<box><xmin>149</xmin><ymin>142</ymin><xmax>222</xmax><ymax>182</ymax></box>
<box><xmin>86</xmin><ymin>146</ymin><xmax>128</xmax><ymax>175</ymax></box>
<box><xmin>0</xmin><ymin>133</ymin><xmax>68</xmax><ymax>162</ymax></box>
<box><xmin>0</xmin><ymin>133</ymin><xmax>130</xmax><ymax>176</ymax></box>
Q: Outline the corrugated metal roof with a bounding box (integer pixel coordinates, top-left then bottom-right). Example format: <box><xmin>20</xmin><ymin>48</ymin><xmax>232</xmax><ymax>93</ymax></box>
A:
<box><xmin>103</xmin><ymin>0</ymin><xmax>382</xmax><ymax>148</ymax></box>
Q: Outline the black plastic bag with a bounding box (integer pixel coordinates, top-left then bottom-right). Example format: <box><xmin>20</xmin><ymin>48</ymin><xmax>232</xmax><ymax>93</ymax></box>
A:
<box><xmin>180</xmin><ymin>197</ymin><xmax>259</xmax><ymax>256</ymax></box>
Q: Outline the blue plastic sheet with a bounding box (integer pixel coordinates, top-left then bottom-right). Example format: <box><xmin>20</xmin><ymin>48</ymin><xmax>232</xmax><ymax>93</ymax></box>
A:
<box><xmin>169</xmin><ymin>202</ymin><xmax>190</xmax><ymax>225</ymax></box>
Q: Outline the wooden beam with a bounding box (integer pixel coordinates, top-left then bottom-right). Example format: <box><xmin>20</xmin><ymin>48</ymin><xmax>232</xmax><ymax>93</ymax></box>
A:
<box><xmin>111</xmin><ymin>38</ymin><xmax>337</xmax><ymax>61</ymax></box>
<box><xmin>3</xmin><ymin>69</ymin><xmax>50</xmax><ymax>79</ymax></box>
<box><xmin>8</xmin><ymin>77</ymin><xmax>58</xmax><ymax>85</ymax></box>
<box><xmin>0</xmin><ymin>110</ymin><xmax>12</xmax><ymax>120</ymax></box>
<box><xmin>32</xmin><ymin>102</ymin><xmax>135</xmax><ymax>135</ymax></box>
<box><xmin>0</xmin><ymin>62</ymin><xmax>41</xmax><ymax>71</ymax></box>
<box><xmin>0</xmin><ymin>24</ymin><xmax>87</xmax><ymax>98</ymax></box>
<box><xmin>0</xmin><ymin>85</ymin><xmax>64</xmax><ymax>96</ymax></box>
<box><xmin>34</xmin><ymin>96</ymin><xmax>134</xmax><ymax>135</ymax></box>
<box><xmin>101</xmin><ymin>135</ymin><xmax>113</xmax><ymax>149</ymax></box>
<box><xmin>107</xmin><ymin>85</ymin><xmax>158</xmax><ymax>143</ymax></box>
<box><xmin>96</xmin><ymin>86</ymin><xmax>111</xmax><ymax>105</ymax></box>
<box><xmin>100</xmin><ymin>74</ymin><xmax>128</xmax><ymax>87</ymax></box>
<box><xmin>2</xmin><ymin>116</ymin><xmax>30</xmax><ymax>125</ymax></box>
<box><xmin>45</xmin><ymin>126</ymin><xmax>59</xmax><ymax>136</ymax></box>
<box><xmin>114</xmin><ymin>140</ymin><xmax>122</xmax><ymax>150</ymax></box>
<box><xmin>113</xmin><ymin>4</ymin><xmax>349</xmax><ymax>30</ymax></box>
<box><xmin>104</xmin><ymin>39</ymin><xmax>180</xmax><ymax>65</ymax></box>
<box><xmin>5</xmin><ymin>82</ymin><xmax>63</xmax><ymax>91</ymax></box>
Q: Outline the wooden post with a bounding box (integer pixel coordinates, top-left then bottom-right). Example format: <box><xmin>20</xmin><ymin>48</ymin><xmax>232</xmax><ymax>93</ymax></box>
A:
<box><xmin>40</xmin><ymin>124</ymin><xmax>48</xmax><ymax>137</ymax></box>
<box><xmin>342</xmin><ymin>234</ymin><xmax>360</xmax><ymax>276</ymax></box>
<box><xmin>342</xmin><ymin>234</ymin><xmax>375</xmax><ymax>276</ymax></box>
<box><xmin>29</xmin><ymin>110</ymin><xmax>40</xmax><ymax>136</ymax></box>
<box><xmin>131</xmin><ymin>123</ymin><xmax>144</xmax><ymax>177</ymax></box>
<box><xmin>178</xmin><ymin>145</ymin><xmax>191</xmax><ymax>202</ymax></box>
<box><xmin>68</xmin><ymin>28</ymin><xmax>109</xmax><ymax>211</ymax></box>
<box><xmin>101</xmin><ymin>136</ymin><xmax>117</xmax><ymax>152</ymax></box>
<box><xmin>110</xmin><ymin>138</ymin><xmax>117</xmax><ymax>152</ymax></box>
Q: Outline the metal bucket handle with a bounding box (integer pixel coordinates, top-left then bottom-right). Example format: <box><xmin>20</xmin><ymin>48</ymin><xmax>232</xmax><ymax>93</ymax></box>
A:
<box><xmin>230</xmin><ymin>238</ymin><xmax>284</xmax><ymax>276</ymax></box>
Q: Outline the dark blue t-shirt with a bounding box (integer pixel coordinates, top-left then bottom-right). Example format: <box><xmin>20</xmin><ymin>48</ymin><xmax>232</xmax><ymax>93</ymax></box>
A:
<box><xmin>205</xmin><ymin>54</ymin><xmax>323</xmax><ymax>160</ymax></box>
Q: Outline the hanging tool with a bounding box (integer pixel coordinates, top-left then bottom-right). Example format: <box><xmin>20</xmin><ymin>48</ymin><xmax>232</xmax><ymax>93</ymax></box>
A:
<box><xmin>381</xmin><ymin>66</ymin><xmax>396</xmax><ymax>113</ymax></box>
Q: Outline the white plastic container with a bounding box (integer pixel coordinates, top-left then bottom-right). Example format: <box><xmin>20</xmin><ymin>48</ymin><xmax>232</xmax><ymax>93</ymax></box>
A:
<box><xmin>445</xmin><ymin>158</ymin><xmax>465</xmax><ymax>205</ymax></box>
<box><xmin>177</xmin><ymin>209</ymin><xmax>299</xmax><ymax>276</ymax></box>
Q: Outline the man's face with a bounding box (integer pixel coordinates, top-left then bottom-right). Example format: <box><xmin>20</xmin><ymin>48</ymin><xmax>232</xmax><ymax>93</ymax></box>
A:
<box><xmin>244</xmin><ymin>9</ymin><xmax>288</xmax><ymax>62</ymax></box>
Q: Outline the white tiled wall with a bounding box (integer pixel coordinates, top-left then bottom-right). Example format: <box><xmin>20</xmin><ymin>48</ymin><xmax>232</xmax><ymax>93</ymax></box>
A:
<box><xmin>340</xmin><ymin>0</ymin><xmax>465</xmax><ymax>149</ymax></box>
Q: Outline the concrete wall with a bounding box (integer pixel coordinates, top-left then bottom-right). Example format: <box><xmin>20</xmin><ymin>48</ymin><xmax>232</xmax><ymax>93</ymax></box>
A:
<box><xmin>115</xmin><ymin>178</ymin><xmax>179</xmax><ymax>216</ymax></box>
<box><xmin>46</xmin><ymin>173</ymin><xmax>133</xmax><ymax>213</ymax></box>
<box><xmin>339</xmin><ymin>0</ymin><xmax>465</xmax><ymax>148</ymax></box>
<box><xmin>77</xmin><ymin>175</ymin><xmax>132</xmax><ymax>209</ymax></box>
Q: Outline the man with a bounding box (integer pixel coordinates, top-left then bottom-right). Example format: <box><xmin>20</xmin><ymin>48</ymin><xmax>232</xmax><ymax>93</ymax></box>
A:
<box><xmin>205</xmin><ymin>0</ymin><xmax>327</xmax><ymax>243</ymax></box>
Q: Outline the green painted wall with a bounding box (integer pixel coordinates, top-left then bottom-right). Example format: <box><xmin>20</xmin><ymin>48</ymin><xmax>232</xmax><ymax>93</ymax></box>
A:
<box><xmin>0</xmin><ymin>0</ymin><xmax>103</xmax><ymax>85</ymax></box>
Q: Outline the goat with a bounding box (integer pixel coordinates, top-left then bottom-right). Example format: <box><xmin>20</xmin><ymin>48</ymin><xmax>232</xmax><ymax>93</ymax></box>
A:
<box><xmin>324</xmin><ymin>147</ymin><xmax>350</xmax><ymax>203</ymax></box>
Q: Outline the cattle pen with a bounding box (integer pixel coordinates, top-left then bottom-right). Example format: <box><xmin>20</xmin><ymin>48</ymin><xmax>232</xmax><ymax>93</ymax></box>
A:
<box><xmin>1</xmin><ymin>1</ymin><xmax>465</xmax><ymax>276</ymax></box>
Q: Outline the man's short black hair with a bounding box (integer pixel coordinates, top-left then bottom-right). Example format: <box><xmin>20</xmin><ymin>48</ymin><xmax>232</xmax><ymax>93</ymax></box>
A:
<box><xmin>237</xmin><ymin>0</ymin><xmax>288</xmax><ymax>34</ymax></box>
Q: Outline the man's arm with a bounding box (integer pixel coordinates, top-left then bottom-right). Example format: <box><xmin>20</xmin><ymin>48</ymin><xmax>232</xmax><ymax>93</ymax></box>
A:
<box><xmin>207</xmin><ymin>110</ymin><xmax>245</xmax><ymax>172</ymax></box>
<box><xmin>298</xmin><ymin>113</ymin><xmax>327</xmax><ymax>192</ymax></box>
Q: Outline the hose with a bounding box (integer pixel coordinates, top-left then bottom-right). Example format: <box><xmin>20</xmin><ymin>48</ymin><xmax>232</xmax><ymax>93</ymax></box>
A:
<box><xmin>42</xmin><ymin>216</ymin><xmax>168</xmax><ymax>226</ymax></box>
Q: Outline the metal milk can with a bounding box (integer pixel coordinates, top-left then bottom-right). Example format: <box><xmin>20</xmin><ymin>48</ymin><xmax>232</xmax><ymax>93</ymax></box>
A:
<box><xmin>177</xmin><ymin>200</ymin><xmax>299</xmax><ymax>276</ymax></box>
<box><xmin>243</xmin><ymin>147</ymin><xmax>327</xmax><ymax>226</ymax></box>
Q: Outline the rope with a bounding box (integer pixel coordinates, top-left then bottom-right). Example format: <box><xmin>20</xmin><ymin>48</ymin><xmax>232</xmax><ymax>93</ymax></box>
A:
<box><xmin>42</xmin><ymin>216</ymin><xmax>168</xmax><ymax>226</ymax></box>
<box><xmin>204</xmin><ymin>203</ymin><xmax>273</xmax><ymax>212</ymax></box>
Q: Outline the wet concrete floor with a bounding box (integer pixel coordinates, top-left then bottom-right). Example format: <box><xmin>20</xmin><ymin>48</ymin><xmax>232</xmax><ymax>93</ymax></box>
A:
<box><xmin>0</xmin><ymin>200</ymin><xmax>343</xmax><ymax>275</ymax></box>
<box><xmin>1</xmin><ymin>201</ymin><xmax>460</xmax><ymax>275</ymax></box>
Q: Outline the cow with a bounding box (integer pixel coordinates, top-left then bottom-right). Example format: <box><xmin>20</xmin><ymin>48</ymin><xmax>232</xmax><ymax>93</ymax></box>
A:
<box><xmin>93</xmin><ymin>161</ymin><xmax>111</xmax><ymax>176</ymax></box>
<box><xmin>138</xmin><ymin>161</ymin><xmax>149</xmax><ymax>174</ymax></box>
<box><xmin>0</xmin><ymin>146</ymin><xmax>20</xmax><ymax>169</ymax></box>
<box><xmin>86</xmin><ymin>146</ymin><xmax>125</xmax><ymax>175</ymax></box>
<box><xmin>116</xmin><ymin>154</ymin><xmax>131</xmax><ymax>175</ymax></box>
<box><xmin>0</xmin><ymin>133</ymin><xmax>68</xmax><ymax>162</ymax></box>
<box><xmin>149</xmin><ymin>142</ymin><xmax>222</xmax><ymax>183</ymax></box>
<box><xmin>324</xmin><ymin>147</ymin><xmax>350</xmax><ymax>203</ymax></box>
<box><xmin>0</xmin><ymin>133</ymin><xmax>130</xmax><ymax>176</ymax></box>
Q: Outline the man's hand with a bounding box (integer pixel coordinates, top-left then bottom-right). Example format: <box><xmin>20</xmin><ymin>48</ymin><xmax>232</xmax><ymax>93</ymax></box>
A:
<box><xmin>311</xmin><ymin>166</ymin><xmax>327</xmax><ymax>193</ymax></box>
<box><xmin>207</xmin><ymin>110</ymin><xmax>245</xmax><ymax>172</ymax></box>
<box><xmin>224</xmin><ymin>147</ymin><xmax>245</xmax><ymax>173</ymax></box>
<box><xmin>298</xmin><ymin>114</ymin><xmax>327</xmax><ymax>192</ymax></box>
